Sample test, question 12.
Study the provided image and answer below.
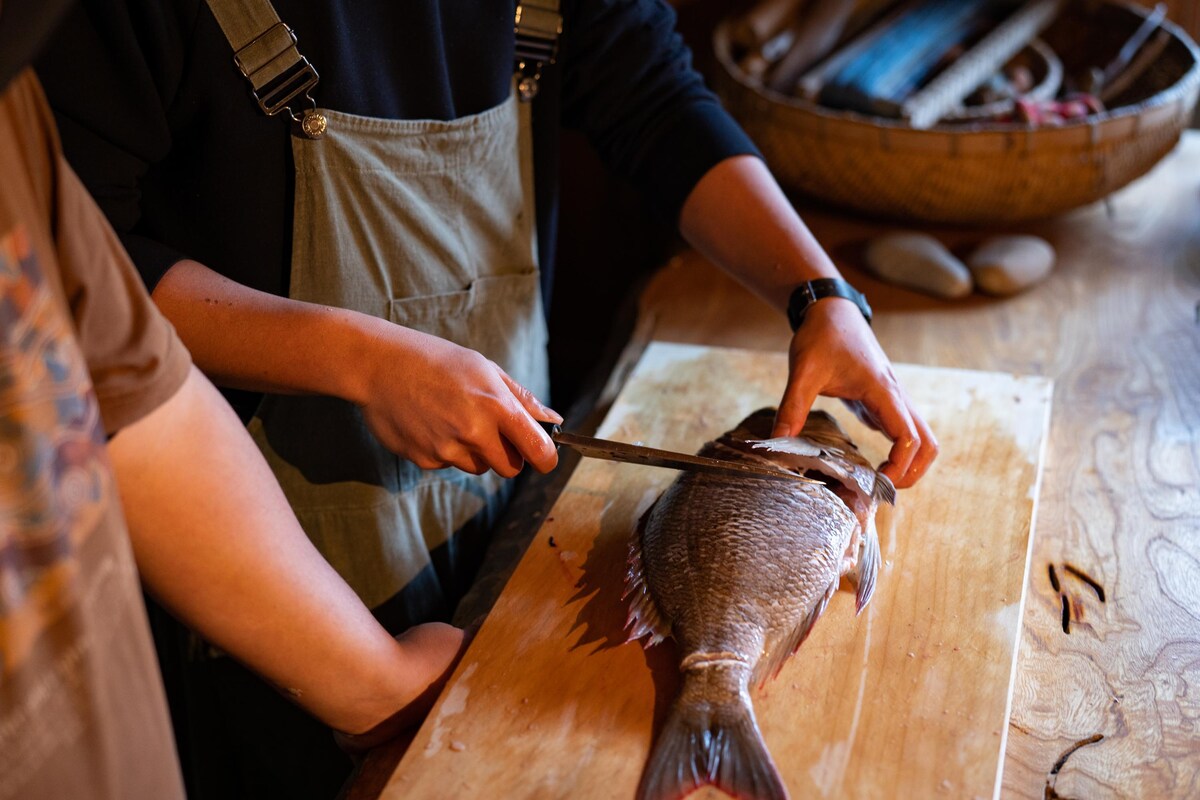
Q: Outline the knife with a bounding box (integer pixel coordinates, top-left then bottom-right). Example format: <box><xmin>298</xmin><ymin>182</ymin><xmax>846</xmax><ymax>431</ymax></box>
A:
<box><xmin>539</xmin><ymin>422</ymin><xmax>823</xmax><ymax>486</ymax></box>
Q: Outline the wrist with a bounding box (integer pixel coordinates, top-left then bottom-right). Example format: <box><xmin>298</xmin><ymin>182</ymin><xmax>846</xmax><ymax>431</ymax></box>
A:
<box><xmin>786</xmin><ymin>278</ymin><xmax>872</xmax><ymax>331</ymax></box>
<box><xmin>325</xmin><ymin>310</ymin><xmax>401</xmax><ymax>408</ymax></box>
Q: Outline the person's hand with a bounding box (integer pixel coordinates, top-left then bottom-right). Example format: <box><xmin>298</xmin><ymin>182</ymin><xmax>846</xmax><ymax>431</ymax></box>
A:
<box><xmin>351</xmin><ymin>319</ymin><xmax>561</xmax><ymax>477</ymax></box>
<box><xmin>772</xmin><ymin>299</ymin><xmax>938</xmax><ymax>489</ymax></box>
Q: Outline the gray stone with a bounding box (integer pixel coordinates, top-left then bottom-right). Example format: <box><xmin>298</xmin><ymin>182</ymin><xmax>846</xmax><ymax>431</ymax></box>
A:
<box><xmin>967</xmin><ymin>235</ymin><xmax>1056</xmax><ymax>296</ymax></box>
<box><xmin>864</xmin><ymin>232</ymin><xmax>972</xmax><ymax>299</ymax></box>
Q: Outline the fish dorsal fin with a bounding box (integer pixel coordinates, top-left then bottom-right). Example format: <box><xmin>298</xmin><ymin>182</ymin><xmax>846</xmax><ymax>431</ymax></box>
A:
<box><xmin>744</xmin><ymin>436</ymin><xmax>865</xmax><ymax>494</ymax></box>
<box><xmin>624</xmin><ymin>501</ymin><xmax>671</xmax><ymax>646</ymax></box>
<box><xmin>746</xmin><ymin>437</ymin><xmax>824</xmax><ymax>459</ymax></box>
<box><xmin>752</xmin><ymin>577</ymin><xmax>838</xmax><ymax>688</ymax></box>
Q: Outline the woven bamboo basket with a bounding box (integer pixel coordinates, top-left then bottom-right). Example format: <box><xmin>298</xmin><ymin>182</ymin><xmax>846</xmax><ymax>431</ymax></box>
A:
<box><xmin>713</xmin><ymin>2</ymin><xmax>1200</xmax><ymax>223</ymax></box>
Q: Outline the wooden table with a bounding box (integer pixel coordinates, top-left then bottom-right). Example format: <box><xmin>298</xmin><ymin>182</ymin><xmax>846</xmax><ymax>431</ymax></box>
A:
<box><xmin>632</xmin><ymin>135</ymin><xmax>1200</xmax><ymax>798</ymax></box>
<box><xmin>345</xmin><ymin>133</ymin><xmax>1200</xmax><ymax>799</ymax></box>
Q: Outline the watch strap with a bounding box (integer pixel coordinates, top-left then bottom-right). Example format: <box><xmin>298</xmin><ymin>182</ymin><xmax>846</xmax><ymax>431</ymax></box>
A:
<box><xmin>787</xmin><ymin>278</ymin><xmax>872</xmax><ymax>331</ymax></box>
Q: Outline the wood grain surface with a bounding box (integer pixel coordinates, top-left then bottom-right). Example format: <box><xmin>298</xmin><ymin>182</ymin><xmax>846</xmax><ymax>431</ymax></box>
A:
<box><xmin>632</xmin><ymin>135</ymin><xmax>1200</xmax><ymax>798</ymax></box>
<box><xmin>377</xmin><ymin>343</ymin><xmax>1051</xmax><ymax>799</ymax></box>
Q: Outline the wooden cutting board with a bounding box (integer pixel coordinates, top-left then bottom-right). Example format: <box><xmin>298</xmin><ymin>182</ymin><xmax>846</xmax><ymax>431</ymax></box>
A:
<box><xmin>379</xmin><ymin>342</ymin><xmax>1053</xmax><ymax>799</ymax></box>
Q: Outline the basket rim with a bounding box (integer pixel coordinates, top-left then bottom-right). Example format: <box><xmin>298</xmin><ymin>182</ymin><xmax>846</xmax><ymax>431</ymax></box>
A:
<box><xmin>714</xmin><ymin>0</ymin><xmax>1200</xmax><ymax>138</ymax></box>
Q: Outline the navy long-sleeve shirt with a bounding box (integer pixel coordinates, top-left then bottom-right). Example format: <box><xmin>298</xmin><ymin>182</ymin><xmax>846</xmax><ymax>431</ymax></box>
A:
<box><xmin>37</xmin><ymin>0</ymin><xmax>759</xmax><ymax>418</ymax></box>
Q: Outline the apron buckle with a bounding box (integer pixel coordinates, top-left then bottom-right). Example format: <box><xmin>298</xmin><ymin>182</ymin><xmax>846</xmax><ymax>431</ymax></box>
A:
<box><xmin>251</xmin><ymin>56</ymin><xmax>320</xmax><ymax>119</ymax></box>
<box><xmin>514</xmin><ymin>1</ymin><xmax>562</xmax><ymax>101</ymax></box>
<box><xmin>230</xmin><ymin>21</ymin><xmax>321</xmax><ymax>120</ymax></box>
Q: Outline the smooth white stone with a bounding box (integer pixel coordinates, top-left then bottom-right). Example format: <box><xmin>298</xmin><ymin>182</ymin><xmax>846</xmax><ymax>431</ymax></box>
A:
<box><xmin>967</xmin><ymin>235</ymin><xmax>1056</xmax><ymax>296</ymax></box>
<box><xmin>864</xmin><ymin>232</ymin><xmax>972</xmax><ymax>299</ymax></box>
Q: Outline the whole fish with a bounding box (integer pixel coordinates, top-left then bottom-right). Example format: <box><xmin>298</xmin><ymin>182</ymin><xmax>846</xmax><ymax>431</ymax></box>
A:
<box><xmin>624</xmin><ymin>408</ymin><xmax>894</xmax><ymax>800</ymax></box>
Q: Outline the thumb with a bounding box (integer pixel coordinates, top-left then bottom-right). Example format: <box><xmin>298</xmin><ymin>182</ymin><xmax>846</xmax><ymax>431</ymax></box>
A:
<box><xmin>773</xmin><ymin>380</ymin><xmax>819</xmax><ymax>438</ymax></box>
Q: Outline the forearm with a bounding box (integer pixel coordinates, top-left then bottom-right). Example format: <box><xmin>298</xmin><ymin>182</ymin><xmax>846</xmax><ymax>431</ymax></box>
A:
<box><xmin>678</xmin><ymin>155</ymin><xmax>841</xmax><ymax>311</ymax></box>
<box><xmin>152</xmin><ymin>259</ymin><xmax>383</xmax><ymax>404</ymax></box>
<box><xmin>152</xmin><ymin>260</ymin><xmax>559</xmax><ymax>476</ymax></box>
<box><xmin>108</xmin><ymin>367</ymin><xmax>456</xmax><ymax>733</ymax></box>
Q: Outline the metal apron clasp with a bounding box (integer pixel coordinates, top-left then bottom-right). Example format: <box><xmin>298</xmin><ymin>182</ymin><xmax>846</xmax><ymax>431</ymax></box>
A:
<box><xmin>514</xmin><ymin>1</ymin><xmax>562</xmax><ymax>101</ymax></box>
<box><xmin>227</xmin><ymin>17</ymin><xmax>326</xmax><ymax>138</ymax></box>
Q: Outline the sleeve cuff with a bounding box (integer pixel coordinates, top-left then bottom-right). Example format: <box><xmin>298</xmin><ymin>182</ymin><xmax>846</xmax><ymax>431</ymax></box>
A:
<box><xmin>94</xmin><ymin>334</ymin><xmax>192</xmax><ymax>437</ymax></box>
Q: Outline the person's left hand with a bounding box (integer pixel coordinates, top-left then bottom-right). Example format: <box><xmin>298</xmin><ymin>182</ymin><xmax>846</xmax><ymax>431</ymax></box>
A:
<box><xmin>771</xmin><ymin>298</ymin><xmax>938</xmax><ymax>489</ymax></box>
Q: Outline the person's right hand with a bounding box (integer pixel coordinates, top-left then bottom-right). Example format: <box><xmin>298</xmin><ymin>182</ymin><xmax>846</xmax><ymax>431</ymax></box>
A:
<box><xmin>350</xmin><ymin>318</ymin><xmax>561</xmax><ymax>477</ymax></box>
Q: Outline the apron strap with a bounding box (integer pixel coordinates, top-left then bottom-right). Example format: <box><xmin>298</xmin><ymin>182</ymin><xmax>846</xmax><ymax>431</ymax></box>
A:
<box><xmin>205</xmin><ymin>0</ymin><xmax>562</xmax><ymax>110</ymax></box>
<box><xmin>204</xmin><ymin>0</ymin><xmax>319</xmax><ymax>119</ymax></box>
<box><xmin>514</xmin><ymin>0</ymin><xmax>562</xmax><ymax>101</ymax></box>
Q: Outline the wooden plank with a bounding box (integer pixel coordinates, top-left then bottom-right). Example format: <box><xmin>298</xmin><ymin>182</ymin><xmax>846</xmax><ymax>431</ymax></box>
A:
<box><xmin>629</xmin><ymin>134</ymin><xmax>1200</xmax><ymax>797</ymax></box>
<box><xmin>379</xmin><ymin>343</ymin><xmax>1051</xmax><ymax>799</ymax></box>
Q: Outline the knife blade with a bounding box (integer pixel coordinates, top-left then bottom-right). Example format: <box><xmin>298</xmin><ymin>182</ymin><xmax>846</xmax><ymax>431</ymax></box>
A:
<box><xmin>539</xmin><ymin>422</ymin><xmax>823</xmax><ymax>486</ymax></box>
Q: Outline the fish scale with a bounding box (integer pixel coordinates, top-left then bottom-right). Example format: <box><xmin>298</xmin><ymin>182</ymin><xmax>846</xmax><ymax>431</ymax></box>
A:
<box><xmin>642</xmin><ymin>476</ymin><xmax>846</xmax><ymax>662</ymax></box>
<box><xmin>625</xmin><ymin>408</ymin><xmax>890</xmax><ymax>800</ymax></box>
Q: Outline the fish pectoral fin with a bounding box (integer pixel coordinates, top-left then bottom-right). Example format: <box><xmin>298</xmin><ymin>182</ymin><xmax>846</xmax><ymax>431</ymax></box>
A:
<box><xmin>872</xmin><ymin>472</ymin><xmax>897</xmax><ymax>506</ymax></box>
<box><xmin>850</xmin><ymin>522</ymin><xmax>881</xmax><ymax>614</ymax></box>
<box><xmin>637</xmin><ymin>689</ymin><xmax>787</xmax><ymax>800</ymax></box>
<box><xmin>752</xmin><ymin>578</ymin><xmax>837</xmax><ymax>689</ymax></box>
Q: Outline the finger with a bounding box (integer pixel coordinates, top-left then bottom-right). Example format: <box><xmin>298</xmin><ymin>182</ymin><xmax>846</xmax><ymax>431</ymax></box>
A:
<box><xmin>867</xmin><ymin>393</ymin><xmax>922</xmax><ymax>488</ymax></box>
<box><xmin>508</xmin><ymin>419</ymin><xmax>558</xmax><ymax>474</ymax></box>
<box><xmin>495</xmin><ymin>369</ymin><xmax>561</xmax><ymax>471</ymax></box>
<box><xmin>841</xmin><ymin>398</ymin><xmax>883</xmax><ymax>433</ymax></box>
<box><xmin>773</xmin><ymin>369</ymin><xmax>820</xmax><ymax>438</ymax></box>
<box><xmin>496</xmin><ymin>408</ymin><xmax>558</xmax><ymax>474</ymax></box>
<box><xmin>430</xmin><ymin>439</ymin><xmax>490</xmax><ymax>475</ymax></box>
<box><xmin>454</xmin><ymin>452</ymin><xmax>492</xmax><ymax>476</ymax></box>
<box><xmin>491</xmin><ymin>438</ymin><xmax>525</xmax><ymax>479</ymax></box>
<box><xmin>450</xmin><ymin>435</ymin><xmax>521</xmax><ymax>478</ymax></box>
<box><xmin>499</xmin><ymin>370</ymin><xmax>562</xmax><ymax>424</ymax></box>
<box><xmin>897</xmin><ymin>402</ymin><xmax>939</xmax><ymax>486</ymax></box>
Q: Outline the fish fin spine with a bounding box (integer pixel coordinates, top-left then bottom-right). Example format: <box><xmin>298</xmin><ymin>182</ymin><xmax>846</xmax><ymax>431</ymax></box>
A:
<box><xmin>625</xmin><ymin>501</ymin><xmax>671</xmax><ymax>646</ymax></box>
<box><xmin>873</xmin><ymin>472</ymin><xmax>897</xmax><ymax>506</ymax></box>
<box><xmin>637</xmin><ymin>691</ymin><xmax>788</xmax><ymax>800</ymax></box>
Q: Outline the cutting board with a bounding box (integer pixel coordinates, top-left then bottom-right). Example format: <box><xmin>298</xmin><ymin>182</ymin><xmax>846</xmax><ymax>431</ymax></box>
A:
<box><xmin>379</xmin><ymin>342</ymin><xmax>1053</xmax><ymax>799</ymax></box>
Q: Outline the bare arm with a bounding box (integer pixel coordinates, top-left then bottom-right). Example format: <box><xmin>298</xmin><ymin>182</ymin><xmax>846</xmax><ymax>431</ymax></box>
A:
<box><xmin>152</xmin><ymin>260</ymin><xmax>559</xmax><ymax>478</ymax></box>
<box><xmin>108</xmin><ymin>366</ymin><xmax>461</xmax><ymax>735</ymax></box>
<box><xmin>678</xmin><ymin>155</ymin><xmax>937</xmax><ymax>487</ymax></box>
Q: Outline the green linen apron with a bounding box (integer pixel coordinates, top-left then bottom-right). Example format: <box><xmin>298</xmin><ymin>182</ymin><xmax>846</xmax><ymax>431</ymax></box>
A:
<box><xmin>206</xmin><ymin>1</ymin><xmax>553</xmax><ymax>622</ymax></box>
<box><xmin>252</xmin><ymin>94</ymin><xmax>548</xmax><ymax>619</ymax></box>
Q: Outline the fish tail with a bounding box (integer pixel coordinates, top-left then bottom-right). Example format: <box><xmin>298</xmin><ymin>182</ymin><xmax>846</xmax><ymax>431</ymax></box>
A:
<box><xmin>637</xmin><ymin>678</ymin><xmax>788</xmax><ymax>800</ymax></box>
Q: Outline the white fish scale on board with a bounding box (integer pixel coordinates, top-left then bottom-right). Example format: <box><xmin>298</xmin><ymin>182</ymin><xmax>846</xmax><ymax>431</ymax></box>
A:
<box><xmin>625</xmin><ymin>408</ymin><xmax>891</xmax><ymax>800</ymax></box>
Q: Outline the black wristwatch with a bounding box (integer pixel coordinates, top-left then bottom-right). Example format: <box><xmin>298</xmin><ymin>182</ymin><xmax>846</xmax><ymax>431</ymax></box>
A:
<box><xmin>786</xmin><ymin>278</ymin><xmax>873</xmax><ymax>331</ymax></box>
